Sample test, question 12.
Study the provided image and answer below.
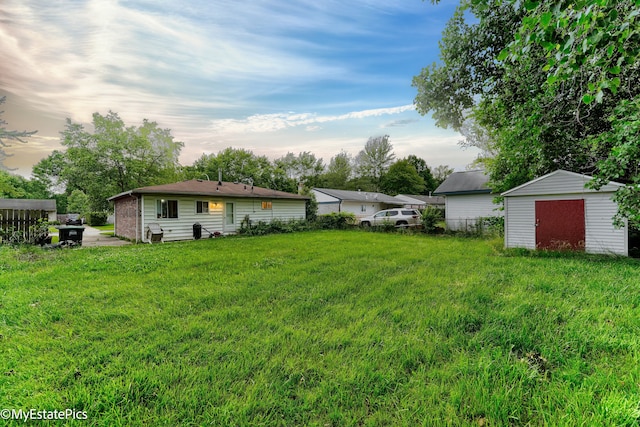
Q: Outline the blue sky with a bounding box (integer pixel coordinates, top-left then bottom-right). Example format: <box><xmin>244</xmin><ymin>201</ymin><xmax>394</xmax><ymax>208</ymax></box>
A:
<box><xmin>0</xmin><ymin>0</ymin><xmax>477</xmax><ymax>177</ymax></box>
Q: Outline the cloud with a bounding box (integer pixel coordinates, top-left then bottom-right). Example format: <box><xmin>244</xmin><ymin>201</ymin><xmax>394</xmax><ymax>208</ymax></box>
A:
<box><xmin>209</xmin><ymin>105</ymin><xmax>416</xmax><ymax>134</ymax></box>
<box><xmin>382</xmin><ymin>118</ymin><xmax>420</xmax><ymax>128</ymax></box>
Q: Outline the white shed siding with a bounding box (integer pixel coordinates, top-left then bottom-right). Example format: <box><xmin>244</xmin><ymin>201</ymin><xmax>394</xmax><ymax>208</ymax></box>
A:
<box><xmin>504</xmin><ymin>193</ymin><xmax>627</xmax><ymax>255</ymax></box>
<box><xmin>445</xmin><ymin>194</ymin><xmax>501</xmax><ymax>231</ymax></box>
<box><xmin>142</xmin><ymin>195</ymin><xmax>305</xmax><ymax>241</ymax></box>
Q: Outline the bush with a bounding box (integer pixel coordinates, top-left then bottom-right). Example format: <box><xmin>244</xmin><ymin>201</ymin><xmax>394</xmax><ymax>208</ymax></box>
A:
<box><xmin>421</xmin><ymin>206</ymin><xmax>444</xmax><ymax>234</ymax></box>
<box><xmin>86</xmin><ymin>212</ymin><xmax>108</xmax><ymax>226</ymax></box>
<box><xmin>316</xmin><ymin>212</ymin><xmax>357</xmax><ymax>230</ymax></box>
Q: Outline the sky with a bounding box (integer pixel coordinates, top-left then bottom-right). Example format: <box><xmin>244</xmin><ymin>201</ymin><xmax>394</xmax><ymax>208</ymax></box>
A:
<box><xmin>0</xmin><ymin>0</ymin><xmax>478</xmax><ymax>178</ymax></box>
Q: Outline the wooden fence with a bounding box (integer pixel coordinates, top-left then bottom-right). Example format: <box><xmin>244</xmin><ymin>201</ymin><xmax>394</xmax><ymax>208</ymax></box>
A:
<box><xmin>0</xmin><ymin>209</ymin><xmax>49</xmax><ymax>241</ymax></box>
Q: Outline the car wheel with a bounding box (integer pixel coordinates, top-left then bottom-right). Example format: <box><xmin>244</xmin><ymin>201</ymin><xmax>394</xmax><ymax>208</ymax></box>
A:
<box><xmin>361</xmin><ymin>221</ymin><xmax>371</xmax><ymax>227</ymax></box>
<box><xmin>396</xmin><ymin>221</ymin><xmax>408</xmax><ymax>228</ymax></box>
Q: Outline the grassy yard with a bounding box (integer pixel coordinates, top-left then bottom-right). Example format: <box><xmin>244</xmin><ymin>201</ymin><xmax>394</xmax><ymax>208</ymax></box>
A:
<box><xmin>1</xmin><ymin>231</ymin><xmax>639</xmax><ymax>426</ymax></box>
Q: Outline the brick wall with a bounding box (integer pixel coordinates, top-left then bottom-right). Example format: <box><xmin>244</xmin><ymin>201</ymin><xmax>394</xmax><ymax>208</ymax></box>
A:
<box><xmin>114</xmin><ymin>196</ymin><xmax>139</xmax><ymax>241</ymax></box>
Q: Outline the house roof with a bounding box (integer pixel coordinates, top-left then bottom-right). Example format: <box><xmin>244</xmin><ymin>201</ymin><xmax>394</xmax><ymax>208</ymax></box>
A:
<box><xmin>0</xmin><ymin>199</ymin><xmax>57</xmax><ymax>211</ymax></box>
<box><xmin>108</xmin><ymin>180</ymin><xmax>309</xmax><ymax>201</ymax></box>
<box><xmin>312</xmin><ymin>188</ymin><xmax>404</xmax><ymax>204</ymax></box>
<box><xmin>396</xmin><ymin>194</ymin><xmax>445</xmax><ymax>205</ymax></box>
<box><xmin>501</xmin><ymin>169</ymin><xmax>624</xmax><ymax>197</ymax></box>
<box><xmin>433</xmin><ymin>170</ymin><xmax>492</xmax><ymax>195</ymax></box>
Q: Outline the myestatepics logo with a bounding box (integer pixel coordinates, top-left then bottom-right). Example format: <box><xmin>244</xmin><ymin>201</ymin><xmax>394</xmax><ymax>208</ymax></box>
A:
<box><xmin>1</xmin><ymin>408</ymin><xmax>88</xmax><ymax>422</ymax></box>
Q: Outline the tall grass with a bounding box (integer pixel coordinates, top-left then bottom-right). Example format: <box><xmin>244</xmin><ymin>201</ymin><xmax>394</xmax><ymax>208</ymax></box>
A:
<box><xmin>1</xmin><ymin>231</ymin><xmax>639</xmax><ymax>426</ymax></box>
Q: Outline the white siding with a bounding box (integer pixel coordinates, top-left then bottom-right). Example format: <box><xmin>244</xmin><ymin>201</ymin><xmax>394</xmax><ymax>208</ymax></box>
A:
<box><xmin>142</xmin><ymin>195</ymin><xmax>305</xmax><ymax>241</ymax></box>
<box><xmin>341</xmin><ymin>201</ymin><xmax>384</xmax><ymax>219</ymax></box>
<box><xmin>312</xmin><ymin>190</ymin><xmax>339</xmax><ymax>203</ymax></box>
<box><xmin>504</xmin><ymin>193</ymin><xmax>627</xmax><ymax>255</ymax></box>
<box><xmin>445</xmin><ymin>194</ymin><xmax>501</xmax><ymax>231</ymax></box>
<box><xmin>317</xmin><ymin>202</ymin><xmax>340</xmax><ymax>215</ymax></box>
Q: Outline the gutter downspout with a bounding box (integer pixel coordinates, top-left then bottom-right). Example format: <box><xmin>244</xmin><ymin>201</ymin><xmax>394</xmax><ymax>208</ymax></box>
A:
<box><xmin>140</xmin><ymin>195</ymin><xmax>145</xmax><ymax>243</ymax></box>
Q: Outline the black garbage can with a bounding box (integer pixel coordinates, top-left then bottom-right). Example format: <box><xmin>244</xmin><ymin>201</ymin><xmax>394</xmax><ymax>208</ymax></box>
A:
<box><xmin>56</xmin><ymin>225</ymin><xmax>85</xmax><ymax>246</ymax></box>
<box><xmin>193</xmin><ymin>223</ymin><xmax>202</xmax><ymax>240</ymax></box>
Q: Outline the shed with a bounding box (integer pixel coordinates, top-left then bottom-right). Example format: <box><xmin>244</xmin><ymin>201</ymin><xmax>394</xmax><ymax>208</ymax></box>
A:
<box><xmin>502</xmin><ymin>170</ymin><xmax>627</xmax><ymax>255</ymax></box>
<box><xmin>108</xmin><ymin>180</ymin><xmax>308</xmax><ymax>242</ymax></box>
<box><xmin>433</xmin><ymin>170</ymin><xmax>501</xmax><ymax>231</ymax></box>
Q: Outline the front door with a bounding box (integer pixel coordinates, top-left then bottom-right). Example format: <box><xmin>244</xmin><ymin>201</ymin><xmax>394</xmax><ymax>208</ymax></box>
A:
<box><xmin>224</xmin><ymin>203</ymin><xmax>235</xmax><ymax>232</ymax></box>
<box><xmin>535</xmin><ymin>199</ymin><xmax>585</xmax><ymax>251</ymax></box>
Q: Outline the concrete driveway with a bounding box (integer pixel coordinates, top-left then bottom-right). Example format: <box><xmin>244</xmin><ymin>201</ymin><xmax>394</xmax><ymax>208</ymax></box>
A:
<box><xmin>81</xmin><ymin>226</ymin><xmax>131</xmax><ymax>247</ymax></box>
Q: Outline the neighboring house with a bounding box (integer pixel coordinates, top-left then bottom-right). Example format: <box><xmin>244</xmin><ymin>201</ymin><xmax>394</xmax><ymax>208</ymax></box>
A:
<box><xmin>108</xmin><ymin>180</ymin><xmax>308</xmax><ymax>242</ymax></box>
<box><xmin>433</xmin><ymin>170</ymin><xmax>501</xmax><ymax>231</ymax></box>
<box><xmin>502</xmin><ymin>169</ymin><xmax>628</xmax><ymax>255</ymax></box>
<box><xmin>0</xmin><ymin>199</ymin><xmax>57</xmax><ymax>240</ymax></box>
<box><xmin>312</xmin><ymin>188</ymin><xmax>405</xmax><ymax>219</ymax></box>
<box><xmin>395</xmin><ymin>194</ymin><xmax>445</xmax><ymax>210</ymax></box>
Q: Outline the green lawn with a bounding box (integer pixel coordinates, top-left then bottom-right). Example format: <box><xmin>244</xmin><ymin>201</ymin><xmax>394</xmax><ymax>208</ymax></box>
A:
<box><xmin>1</xmin><ymin>231</ymin><xmax>639</xmax><ymax>426</ymax></box>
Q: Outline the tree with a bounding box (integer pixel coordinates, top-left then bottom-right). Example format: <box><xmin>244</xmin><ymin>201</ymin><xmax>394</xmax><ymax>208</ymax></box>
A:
<box><xmin>431</xmin><ymin>165</ymin><xmax>454</xmax><ymax>188</ymax></box>
<box><xmin>275</xmin><ymin>151</ymin><xmax>324</xmax><ymax>188</ymax></box>
<box><xmin>0</xmin><ymin>170</ymin><xmax>49</xmax><ymax>199</ymax></box>
<box><xmin>354</xmin><ymin>135</ymin><xmax>396</xmax><ymax>191</ymax></box>
<box><xmin>413</xmin><ymin>0</ymin><xmax>640</xmax><ymax>199</ymax></box>
<box><xmin>321</xmin><ymin>151</ymin><xmax>353</xmax><ymax>189</ymax></box>
<box><xmin>406</xmin><ymin>155</ymin><xmax>437</xmax><ymax>193</ymax></box>
<box><xmin>192</xmin><ymin>148</ymin><xmax>275</xmax><ymax>187</ymax></box>
<box><xmin>380</xmin><ymin>160</ymin><xmax>426</xmax><ymax>195</ymax></box>
<box><xmin>0</xmin><ymin>96</ymin><xmax>37</xmax><ymax>170</ymax></box>
<box><xmin>35</xmin><ymin>112</ymin><xmax>184</xmax><ymax>211</ymax></box>
<box><xmin>67</xmin><ymin>189</ymin><xmax>90</xmax><ymax>214</ymax></box>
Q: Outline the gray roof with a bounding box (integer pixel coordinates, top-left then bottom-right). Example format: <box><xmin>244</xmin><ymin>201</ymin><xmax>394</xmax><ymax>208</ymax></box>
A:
<box><xmin>109</xmin><ymin>180</ymin><xmax>308</xmax><ymax>201</ymax></box>
<box><xmin>313</xmin><ymin>188</ymin><xmax>404</xmax><ymax>204</ymax></box>
<box><xmin>0</xmin><ymin>199</ymin><xmax>57</xmax><ymax>211</ymax></box>
<box><xmin>433</xmin><ymin>170</ymin><xmax>492</xmax><ymax>195</ymax></box>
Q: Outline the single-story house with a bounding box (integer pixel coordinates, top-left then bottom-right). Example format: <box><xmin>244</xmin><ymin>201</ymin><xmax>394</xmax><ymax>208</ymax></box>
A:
<box><xmin>312</xmin><ymin>188</ymin><xmax>405</xmax><ymax>219</ymax></box>
<box><xmin>108</xmin><ymin>180</ymin><xmax>308</xmax><ymax>242</ymax></box>
<box><xmin>433</xmin><ymin>170</ymin><xmax>501</xmax><ymax>231</ymax></box>
<box><xmin>395</xmin><ymin>194</ymin><xmax>445</xmax><ymax>210</ymax></box>
<box><xmin>502</xmin><ymin>169</ymin><xmax>628</xmax><ymax>255</ymax></box>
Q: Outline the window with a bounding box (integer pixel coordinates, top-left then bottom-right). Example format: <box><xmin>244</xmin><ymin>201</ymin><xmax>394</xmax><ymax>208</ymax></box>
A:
<box><xmin>196</xmin><ymin>201</ymin><xmax>209</xmax><ymax>214</ymax></box>
<box><xmin>361</xmin><ymin>204</ymin><xmax>367</xmax><ymax>212</ymax></box>
<box><xmin>157</xmin><ymin>199</ymin><xmax>178</xmax><ymax>218</ymax></box>
<box><xmin>261</xmin><ymin>201</ymin><xmax>272</xmax><ymax>210</ymax></box>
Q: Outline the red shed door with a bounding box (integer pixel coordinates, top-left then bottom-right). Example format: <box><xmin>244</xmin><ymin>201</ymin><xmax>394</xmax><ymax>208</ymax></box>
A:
<box><xmin>535</xmin><ymin>199</ymin><xmax>585</xmax><ymax>251</ymax></box>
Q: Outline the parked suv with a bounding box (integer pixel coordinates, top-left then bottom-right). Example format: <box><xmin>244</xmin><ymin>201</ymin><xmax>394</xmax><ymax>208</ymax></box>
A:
<box><xmin>360</xmin><ymin>208</ymin><xmax>422</xmax><ymax>228</ymax></box>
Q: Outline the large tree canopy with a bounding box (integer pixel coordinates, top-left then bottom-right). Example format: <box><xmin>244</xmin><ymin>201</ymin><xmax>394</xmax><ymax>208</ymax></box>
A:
<box><xmin>414</xmin><ymin>0</ymin><xmax>640</xmax><ymax>225</ymax></box>
<box><xmin>35</xmin><ymin>112</ymin><xmax>183</xmax><ymax>211</ymax></box>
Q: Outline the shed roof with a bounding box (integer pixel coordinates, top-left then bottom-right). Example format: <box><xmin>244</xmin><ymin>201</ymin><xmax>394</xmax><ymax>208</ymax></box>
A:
<box><xmin>501</xmin><ymin>170</ymin><xmax>624</xmax><ymax>197</ymax></box>
<box><xmin>433</xmin><ymin>170</ymin><xmax>491</xmax><ymax>195</ymax></box>
<box><xmin>108</xmin><ymin>180</ymin><xmax>309</xmax><ymax>201</ymax></box>
<box><xmin>0</xmin><ymin>199</ymin><xmax>57</xmax><ymax>211</ymax></box>
<box><xmin>312</xmin><ymin>188</ymin><xmax>404</xmax><ymax>204</ymax></box>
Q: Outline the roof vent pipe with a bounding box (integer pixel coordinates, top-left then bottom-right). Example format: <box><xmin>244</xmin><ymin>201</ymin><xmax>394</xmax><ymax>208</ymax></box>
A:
<box><xmin>218</xmin><ymin>169</ymin><xmax>222</xmax><ymax>185</ymax></box>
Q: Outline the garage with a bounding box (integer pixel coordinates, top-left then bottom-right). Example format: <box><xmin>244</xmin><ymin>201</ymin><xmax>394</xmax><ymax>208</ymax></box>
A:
<box><xmin>502</xmin><ymin>170</ymin><xmax>628</xmax><ymax>255</ymax></box>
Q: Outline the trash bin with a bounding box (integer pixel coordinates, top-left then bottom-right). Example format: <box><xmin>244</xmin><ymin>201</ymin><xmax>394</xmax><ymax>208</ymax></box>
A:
<box><xmin>193</xmin><ymin>223</ymin><xmax>202</xmax><ymax>240</ymax></box>
<box><xmin>56</xmin><ymin>225</ymin><xmax>85</xmax><ymax>246</ymax></box>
